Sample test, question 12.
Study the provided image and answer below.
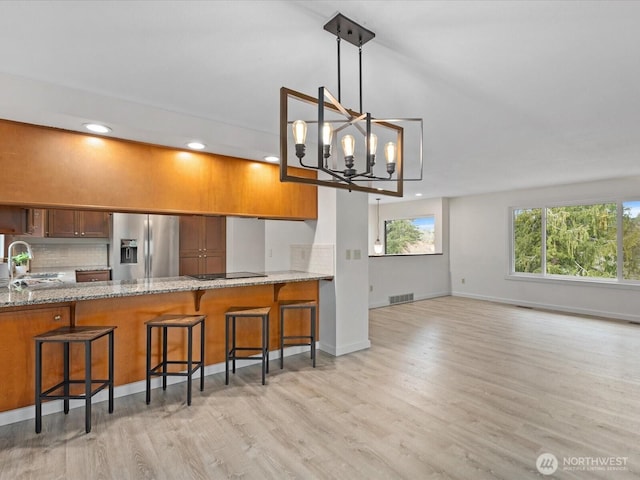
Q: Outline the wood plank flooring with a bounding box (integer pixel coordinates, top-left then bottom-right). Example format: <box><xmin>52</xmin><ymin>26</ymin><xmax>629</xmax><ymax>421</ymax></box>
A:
<box><xmin>1</xmin><ymin>296</ymin><xmax>639</xmax><ymax>479</ymax></box>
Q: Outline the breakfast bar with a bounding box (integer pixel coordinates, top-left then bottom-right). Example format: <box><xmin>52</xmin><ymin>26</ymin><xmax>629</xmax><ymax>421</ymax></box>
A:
<box><xmin>0</xmin><ymin>271</ymin><xmax>331</xmax><ymax>415</ymax></box>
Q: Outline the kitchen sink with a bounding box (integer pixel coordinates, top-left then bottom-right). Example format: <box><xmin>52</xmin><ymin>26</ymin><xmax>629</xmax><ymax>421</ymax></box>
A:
<box><xmin>7</xmin><ymin>272</ymin><xmax>65</xmax><ymax>289</ymax></box>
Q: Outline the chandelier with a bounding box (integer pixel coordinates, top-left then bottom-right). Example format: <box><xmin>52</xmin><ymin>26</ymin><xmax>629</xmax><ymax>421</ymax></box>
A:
<box><xmin>279</xmin><ymin>13</ymin><xmax>423</xmax><ymax>197</ymax></box>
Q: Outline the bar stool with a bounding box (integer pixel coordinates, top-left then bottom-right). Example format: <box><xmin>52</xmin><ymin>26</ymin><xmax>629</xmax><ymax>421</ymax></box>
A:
<box><xmin>225</xmin><ymin>306</ymin><xmax>271</xmax><ymax>385</ymax></box>
<box><xmin>279</xmin><ymin>300</ymin><xmax>317</xmax><ymax>369</ymax></box>
<box><xmin>34</xmin><ymin>325</ymin><xmax>116</xmax><ymax>434</ymax></box>
<box><xmin>145</xmin><ymin>314</ymin><xmax>206</xmax><ymax>406</ymax></box>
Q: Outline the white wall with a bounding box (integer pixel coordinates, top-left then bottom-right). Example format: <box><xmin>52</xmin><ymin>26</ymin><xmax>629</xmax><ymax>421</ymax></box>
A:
<box><xmin>226</xmin><ymin>217</ymin><xmax>266</xmax><ymax>272</ymax></box>
<box><xmin>316</xmin><ymin>187</ymin><xmax>370</xmax><ymax>356</ymax></box>
<box><xmin>449</xmin><ymin>176</ymin><xmax>640</xmax><ymax>321</ymax></box>
<box><xmin>368</xmin><ymin>197</ymin><xmax>451</xmax><ymax>308</ymax></box>
<box><xmin>264</xmin><ymin>219</ymin><xmax>316</xmax><ymax>271</ymax></box>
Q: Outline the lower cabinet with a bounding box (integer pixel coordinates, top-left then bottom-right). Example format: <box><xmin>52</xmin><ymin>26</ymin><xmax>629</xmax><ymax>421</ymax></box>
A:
<box><xmin>0</xmin><ymin>305</ymin><xmax>71</xmax><ymax>412</ymax></box>
<box><xmin>75</xmin><ymin>270</ymin><xmax>111</xmax><ymax>283</ymax></box>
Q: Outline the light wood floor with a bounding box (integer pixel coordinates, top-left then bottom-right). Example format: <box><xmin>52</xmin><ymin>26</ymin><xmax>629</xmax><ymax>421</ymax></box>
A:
<box><xmin>1</xmin><ymin>296</ymin><xmax>639</xmax><ymax>479</ymax></box>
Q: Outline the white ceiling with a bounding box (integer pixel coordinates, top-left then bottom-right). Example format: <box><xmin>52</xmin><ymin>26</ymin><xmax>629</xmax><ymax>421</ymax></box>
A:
<box><xmin>1</xmin><ymin>0</ymin><xmax>639</xmax><ymax>203</ymax></box>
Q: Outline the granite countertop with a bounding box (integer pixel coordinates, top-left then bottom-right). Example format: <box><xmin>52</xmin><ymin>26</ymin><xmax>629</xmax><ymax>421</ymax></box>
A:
<box><xmin>0</xmin><ymin>271</ymin><xmax>333</xmax><ymax>308</ymax></box>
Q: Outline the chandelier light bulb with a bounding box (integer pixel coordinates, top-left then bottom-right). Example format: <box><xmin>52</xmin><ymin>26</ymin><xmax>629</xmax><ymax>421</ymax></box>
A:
<box><xmin>384</xmin><ymin>142</ymin><xmax>396</xmax><ymax>164</ymax></box>
<box><xmin>341</xmin><ymin>134</ymin><xmax>355</xmax><ymax>158</ymax></box>
<box><xmin>322</xmin><ymin>123</ymin><xmax>333</xmax><ymax>146</ymax></box>
<box><xmin>374</xmin><ymin>240</ymin><xmax>383</xmax><ymax>255</ymax></box>
<box><xmin>368</xmin><ymin>133</ymin><xmax>378</xmax><ymax>156</ymax></box>
<box><xmin>292</xmin><ymin>120</ymin><xmax>307</xmax><ymax>145</ymax></box>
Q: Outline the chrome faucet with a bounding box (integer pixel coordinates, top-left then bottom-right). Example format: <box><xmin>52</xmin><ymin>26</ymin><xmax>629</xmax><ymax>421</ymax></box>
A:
<box><xmin>7</xmin><ymin>240</ymin><xmax>34</xmax><ymax>283</ymax></box>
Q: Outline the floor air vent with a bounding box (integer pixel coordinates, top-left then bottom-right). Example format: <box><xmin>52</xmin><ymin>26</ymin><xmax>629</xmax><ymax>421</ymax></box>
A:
<box><xmin>389</xmin><ymin>293</ymin><xmax>414</xmax><ymax>305</ymax></box>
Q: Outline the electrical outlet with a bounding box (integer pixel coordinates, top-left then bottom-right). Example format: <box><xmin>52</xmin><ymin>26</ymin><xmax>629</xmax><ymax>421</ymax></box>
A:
<box><xmin>346</xmin><ymin>249</ymin><xmax>351</xmax><ymax>260</ymax></box>
<box><xmin>353</xmin><ymin>249</ymin><xmax>361</xmax><ymax>260</ymax></box>
<box><xmin>369</xmin><ymin>285</ymin><xmax>373</xmax><ymax>292</ymax></box>
<box><xmin>461</xmin><ymin>278</ymin><xmax>466</xmax><ymax>284</ymax></box>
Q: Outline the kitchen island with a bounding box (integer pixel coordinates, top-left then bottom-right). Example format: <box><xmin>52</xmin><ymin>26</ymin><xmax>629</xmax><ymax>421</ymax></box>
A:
<box><xmin>0</xmin><ymin>271</ymin><xmax>331</xmax><ymax>417</ymax></box>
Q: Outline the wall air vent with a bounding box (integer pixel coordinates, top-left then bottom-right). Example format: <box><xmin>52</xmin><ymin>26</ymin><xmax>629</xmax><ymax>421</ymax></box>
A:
<box><xmin>389</xmin><ymin>293</ymin><xmax>414</xmax><ymax>305</ymax></box>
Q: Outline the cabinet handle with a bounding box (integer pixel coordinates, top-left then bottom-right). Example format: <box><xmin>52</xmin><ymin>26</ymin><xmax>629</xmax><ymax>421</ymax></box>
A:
<box><xmin>81</xmin><ymin>232</ymin><xmax>85</xmax><ymax>236</ymax></box>
<box><xmin>74</xmin><ymin>232</ymin><xmax>79</xmax><ymax>235</ymax></box>
<box><xmin>53</xmin><ymin>314</ymin><xmax>62</xmax><ymax>321</ymax></box>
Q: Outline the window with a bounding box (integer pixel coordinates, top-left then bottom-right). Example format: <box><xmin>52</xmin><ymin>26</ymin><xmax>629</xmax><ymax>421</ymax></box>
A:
<box><xmin>513</xmin><ymin>208</ymin><xmax>542</xmax><ymax>273</ymax></box>
<box><xmin>384</xmin><ymin>216</ymin><xmax>435</xmax><ymax>255</ymax></box>
<box><xmin>512</xmin><ymin>201</ymin><xmax>640</xmax><ymax>283</ymax></box>
<box><xmin>623</xmin><ymin>201</ymin><xmax>640</xmax><ymax>280</ymax></box>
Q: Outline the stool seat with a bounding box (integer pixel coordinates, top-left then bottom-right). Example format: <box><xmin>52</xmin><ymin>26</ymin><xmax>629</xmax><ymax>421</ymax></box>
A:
<box><xmin>145</xmin><ymin>314</ymin><xmax>205</xmax><ymax>406</ymax></box>
<box><xmin>225</xmin><ymin>306</ymin><xmax>271</xmax><ymax>385</ymax></box>
<box><xmin>34</xmin><ymin>325</ymin><xmax>116</xmax><ymax>434</ymax></box>
<box><xmin>280</xmin><ymin>300</ymin><xmax>317</xmax><ymax>369</ymax></box>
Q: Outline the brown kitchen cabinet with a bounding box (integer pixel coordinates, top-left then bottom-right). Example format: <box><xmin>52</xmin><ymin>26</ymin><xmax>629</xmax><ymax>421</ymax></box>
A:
<box><xmin>24</xmin><ymin>208</ymin><xmax>46</xmax><ymax>237</ymax></box>
<box><xmin>0</xmin><ymin>206</ymin><xmax>26</xmax><ymax>234</ymax></box>
<box><xmin>0</xmin><ymin>305</ymin><xmax>70</xmax><ymax>412</ymax></box>
<box><xmin>179</xmin><ymin>215</ymin><xmax>226</xmax><ymax>275</ymax></box>
<box><xmin>75</xmin><ymin>269</ymin><xmax>111</xmax><ymax>283</ymax></box>
<box><xmin>47</xmin><ymin>209</ymin><xmax>110</xmax><ymax>238</ymax></box>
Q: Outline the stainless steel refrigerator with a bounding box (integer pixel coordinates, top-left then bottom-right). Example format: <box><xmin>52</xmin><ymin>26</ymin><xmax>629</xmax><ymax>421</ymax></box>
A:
<box><xmin>110</xmin><ymin>213</ymin><xmax>179</xmax><ymax>281</ymax></box>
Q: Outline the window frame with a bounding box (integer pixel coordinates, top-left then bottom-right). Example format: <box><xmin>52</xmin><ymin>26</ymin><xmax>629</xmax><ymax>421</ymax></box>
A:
<box><xmin>383</xmin><ymin>214</ymin><xmax>437</xmax><ymax>256</ymax></box>
<box><xmin>509</xmin><ymin>199</ymin><xmax>640</xmax><ymax>287</ymax></box>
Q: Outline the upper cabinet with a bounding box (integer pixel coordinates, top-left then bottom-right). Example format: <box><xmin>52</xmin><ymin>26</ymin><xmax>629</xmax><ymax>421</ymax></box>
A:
<box><xmin>47</xmin><ymin>209</ymin><xmax>110</xmax><ymax>238</ymax></box>
<box><xmin>0</xmin><ymin>120</ymin><xmax>316</xmax><ymax>219</ymax></box>
<box><xmin>0</xmin><ymin>206</ymin><xmax>26</xmax><ymax>234</ymax></box>
<box><xmin>179</xmin><ymin>215</ymin><xmax>226</xmax><ymax>275</ymax></box>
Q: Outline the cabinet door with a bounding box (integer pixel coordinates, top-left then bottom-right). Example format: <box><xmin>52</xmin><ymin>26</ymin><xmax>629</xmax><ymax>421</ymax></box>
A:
<box><xmin>75</xmin><ymin>270</ymin><xmax>111</xmax><ymax>282</ymax></box>
<box><xmin>0</xmin><ymin>305</ymin><xmax>70</xmax><ymax>412</ymax></box>
<box><xmin>25</xmin><ymin>209</ymin><xmax>46</xmax><ymax>237</ymax></box>
<box><xmin>0</xmin><ymin>206</ymin><xmax>26</xmax><ymax>234</ymax></box>
<box><xmin>203</xmin><ymin>216</ymin><xmax>226</xmax><ymax>252</ymax></box>
<box><xmin>203</xmin><ymin>254</ymin><xmax>225</xmax><ymax>274</ymax></box>
<box><xmin>79</xmin><ymin>211</ymin><xmax>110</xmax><ymax>237</ymax></box>
<box><xmin>47</xmin><ymin>209</ymin><xmax>76</xmax><ymax>237</ymax></box>
<box><xmin>179</xmin><ymin>216</ymin><xmax>203</xmax><ymax>256</ymax></box>
<box><xmin>179</xmin><ymin>255</ymin><xmax>201</xmax><ymax>276</ymax></box>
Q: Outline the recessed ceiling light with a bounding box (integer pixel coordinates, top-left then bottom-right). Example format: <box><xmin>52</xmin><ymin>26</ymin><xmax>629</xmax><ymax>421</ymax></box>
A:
<box><xmin>83</xmin><ymin>123</ymin><xmax>111</xmax><ymax>134</ymax></box>
<box><xmin>187</xmin><ymin>142</ymin><xmax>206</xmax><ymax>150</ymax></box>
<box><xmin>264</xmin><ymin>156</ymin><xmax>279</xmax><ymax>163</ymax></box>
<box><xmin>415</xmin><ymin>193</ymin><xmax>423</xmax><ymax>197</ymax></box>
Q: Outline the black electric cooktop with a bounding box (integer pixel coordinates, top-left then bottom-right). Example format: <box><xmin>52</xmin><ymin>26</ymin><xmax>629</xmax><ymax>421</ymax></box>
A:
<box><xmin>187</xmin><ymin>272</ymin><xmax>267</xmax><ymax>281</ymax></box>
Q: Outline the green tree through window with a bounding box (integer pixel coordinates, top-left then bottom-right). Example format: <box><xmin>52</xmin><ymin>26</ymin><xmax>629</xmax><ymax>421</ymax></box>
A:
<box><xmin>513</xmin><ymin>208</ymin><xmax>542</xmax><ymax>273</ymax></box>
<box><xmin>385</xmin><ymin>219</ymin><xmax>424</xmax><ymax>254</ymax></box>
<box><xmin>513</xmin><ymin>201</ymin><xmax>640</xmax><ymax>281</ymax></box>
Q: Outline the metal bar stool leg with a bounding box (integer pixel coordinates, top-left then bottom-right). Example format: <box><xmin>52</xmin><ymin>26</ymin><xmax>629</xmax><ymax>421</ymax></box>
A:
<box><xmin>311</xmin><ymin>305</ymin><xmax>317</xmax><ymax>368</ymax></box>
<box><xmin>199</xmin><ymin>320</ymin><xmax>205</xmax><ymax>392</ymax></box>
<box><xmin>35</xmin><ymin>340</ymin><xmax>42</xmax><ymax>434</ymax></box>
<box><xmin>85</xmin><ymin>340</ymin><xmax>92</xmax><ymax>433</ymax></box>
<box><xmin>162</xmin><ymin>326</ymin><xmax>168</xmax><ymax>391</ymax></box>
<box><xmin>225</xmin><ymin>314</ymin><xmax>230</xmax><ymax>385</ymax></box>
<box><xmin>280</xmin><ymin>306</ymin><xmax>285</xmax><ymax>369</ymax></box>
<box><xmin>232</xmin><ymin>316</ymin><xmax>237</xmax><ymax>374</ymax></box>
<box><xmin>108</xmin><ymin>331</ymin><xmax>114</xmax><ymax>413</ymax></box>
<box><xmin>261</xmin><ymin>314</ymin><xmax>267</xmax><ymax>385</ymax></box>
<box><xmin>187</xmin><ymin>325</ymin><xmax>193</xmax><ymax>406</ymax></box>
<box><xmin>265</xmin><ymin>313</ymin><xmax>269</xmax><ymax>374</ymax></box>
<box><xmin>146</xmin><ymin>324</ymin><xmax>152</xmax><ymax>404</ymax></box>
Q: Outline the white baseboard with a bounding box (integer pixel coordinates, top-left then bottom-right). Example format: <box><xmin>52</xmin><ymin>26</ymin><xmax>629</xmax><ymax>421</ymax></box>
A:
<box><xmin>452</xmin><ymin>291</ymin><xmax>640</xmax><ymax>323</ymax></box>
<box><xmin>0</xmin><ymin>344</ymin><xmax>315</xmax><ymax>428</ymax></box>
<box><xmin>318</xmin><ymin>338</ymin><xmax>371</xmax><ymax>356</ymax></box>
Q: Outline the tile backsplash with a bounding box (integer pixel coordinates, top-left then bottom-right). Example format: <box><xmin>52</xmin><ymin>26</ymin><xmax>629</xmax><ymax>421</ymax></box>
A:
<box><xmin>30</xmin><ymin>244</ymin><xmax>108</xmax><ymax>269</ymax></box>
<box><xmin>290</xmin><ymin>244</ymin><xmax>334</xmax><ymax>275</ymax></box>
